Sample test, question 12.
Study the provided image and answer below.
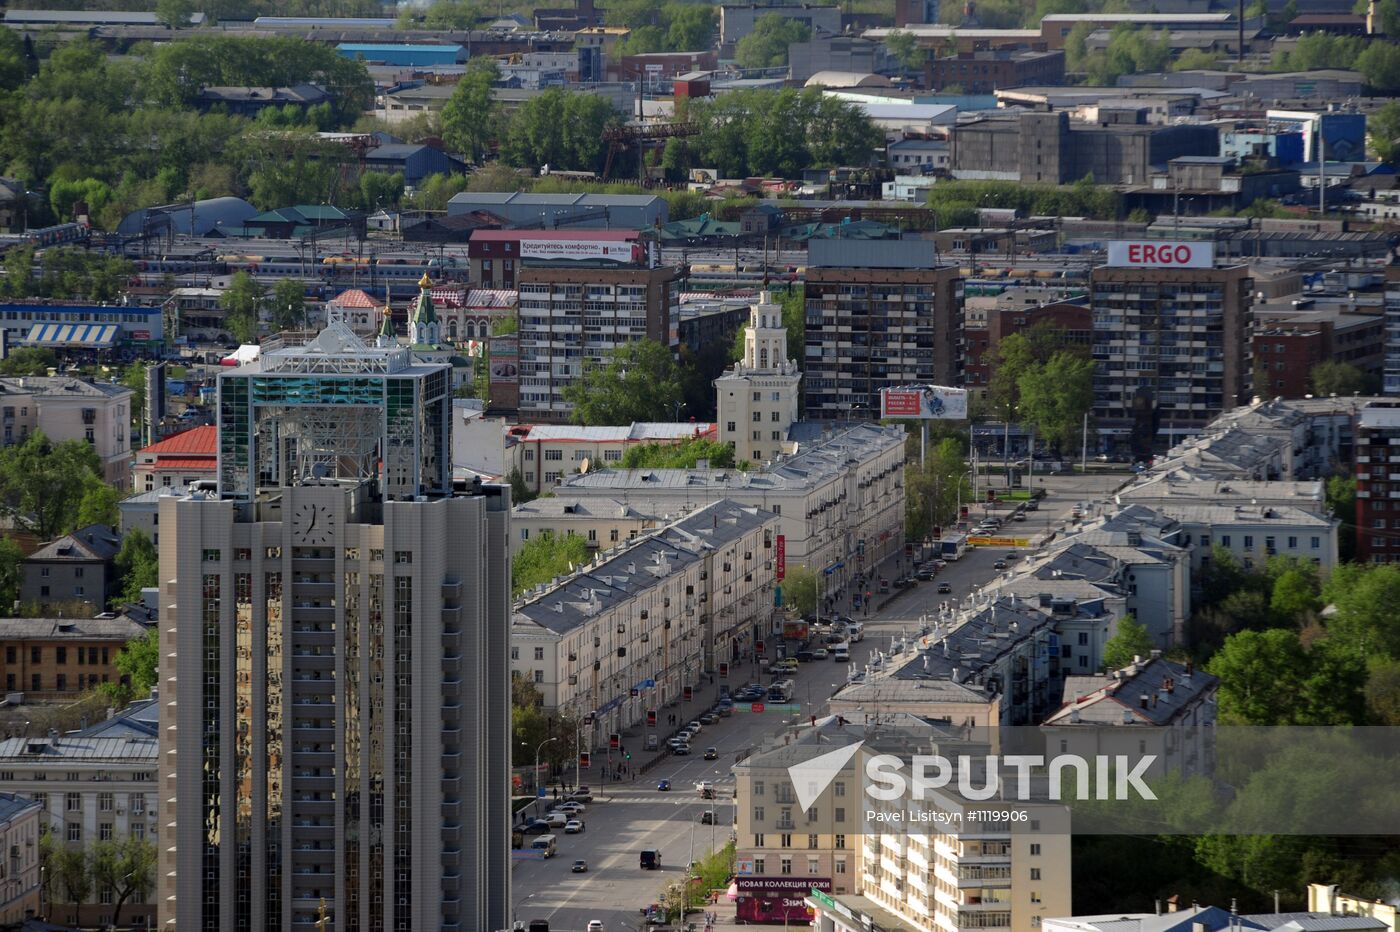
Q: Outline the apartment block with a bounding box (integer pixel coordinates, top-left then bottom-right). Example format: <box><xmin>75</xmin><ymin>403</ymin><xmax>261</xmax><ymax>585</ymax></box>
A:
<box><xmin>511</xmin><ymin>497</ymin><xmax>659</xmax><ymax>556</ymax></box>
<box><xmin>555</xmin><ymin>423</ymin><xmax>907</xmax><ymax>595</ymax></box>
<box><xmin>0</xmin><ymin>616</ymin><xmax>147</xmax><ymax>700</ymax></box>
<box><xmin>715</xmin><ymin>292</ymin><xmax>802</xmax><ymax>465</ymax></box>
<box><xmin>0</xmin><ymin>794</ymin><xmax>41</xmax><ymax>927</ymax></box>
<box><xmin>158</xmin><ymin>325</ymin><xmax>512</xmax><ymax>932</ymax></box>
<box><xmin>1385</xmin><ymin>262</ymin><xmax>1400</xmax><ymax>396</ymax></box>
<box><xmin>20</xmin><ymin>523</ymin><xmax>123</xmax><ymax>613</ymax></box>
<box><xmin>0</xmin><ymin>697</ymin><xmax>160</xmax><ymax>928</ymax></box>
<box><xmin>511</xmin><ymin>499</ymin><xmax>778</xmax><ymax>741</ymax></box>
<box><xmin>516</xmin><ymin>262</ymin><xmax>685</xmax><ymax>422</ymax></box>
<box><xmin>507</xmin><ymin>421</ymin><xmax>717</xmax><ymax>494</ymax></box>
<box><xmin>1354</xmin><ymin>402</ymin><xmax>1400</xmax><ymax>563</ymax></box>
<box><xmin>1091</xmin><ymin>244</ymin><xmax>1253</xmax><ymax>454</ymax></box>
<box><xmin>804</xmin><ymin>239</ymin><xmax>963</xmax><ymax>421</ymax></box>
<box><xmin>0</xmin><ymin>376</ymin><xmax>133</xmax><ymax>486</ymax></box>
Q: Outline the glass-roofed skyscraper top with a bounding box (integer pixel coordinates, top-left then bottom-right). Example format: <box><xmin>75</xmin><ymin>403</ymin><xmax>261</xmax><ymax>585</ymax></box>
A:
<box><xmin>217</xmin><ymin>323</ymin><xmax>451</xmax><ymax>500</ymax></box>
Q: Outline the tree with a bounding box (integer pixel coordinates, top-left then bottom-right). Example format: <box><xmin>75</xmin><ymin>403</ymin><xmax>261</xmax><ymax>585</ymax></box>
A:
<box><xmin>156</xmin><ymin>0</ymin><xmax>195</xmax><ymax>27</ymax></box>
<box><xmin>666</xmin><ymin>4</ymin><xmax>716</xmax><ymax>50</ymax></box>
<box><xmin>906</xmin><ymin>437</ymin><xmax>972</xmax><ymax>542</ymax></box>
<box><xmin>1326</xmin><ymin>475</ymin><xmax>1356</xmax><ymax>562</ymax></box>
<box><xmin>1102</xmin><ymin>614</ymin><xmax>1152</xmax><ymax>670</ymax></box>
<box><xmin>441</xmin><ymin>58</ymin><xmax>500</xmax><ymax>163</ymax></box>
<box><xmin>220</xmin><ymin>271</ymin><xmax>265</xmax><ymax>343</ymax></box>
<box><xmin>1369</xmin><ymin>100</ymin><xmax>1400</xmax><ymax>163</ymax></box>
<box><xmin>53</xmin><ymin>842</ymin><xmax>91</xmax><ymax>905</ymax></box>
<box><xmin>1357</xmin><ymin>40</ymin><xmax>1400</xmax><ymax>93</ymax></box>
<box><xmin>1310</xmin><ymin>360</ymin><xmax>1373</xmax><ymax>398</ymax></box>
<box><xmin>1366</xmin><ymin>656</ymin><xmax>1400</xmax><ymax>724</ymax></box>
<box><xmin>49</xmin><ymin>177</ymin><xmax>113</xmax><ymax>221</ymax></box>
<box><xmin>358</xmin><ymin>170</ymin><xmax>404</xmax><ymax>212</ymax></box>
<box><xmin>512</xmin><ymin>531</ymin><xmax>591</xmax><ymax>596</ymax></box>
<box><xmin>886</xmin><ymin>30</ymin><xmax>927</xmax><ymax>73</ymax></box>
<box><xmin>510</xmin><ymin>674</ymin><xmax>581</xmax><ymax>772</ymax></box>
<box><xmin>1017</xmin><ymin>351</ymin><xmax>1095</xmax><ymax>454</ymax></box>
<box><xmin>114</xmin><ymin>529</ymin><xmax>159</xmax><ymax>607</ymax></box>
<box><xmin>1321</xmin><ymin>563</ymin><xmax>1400</xmax><ymax>658</ymax></box>
<box><xmin>0</xmin><ymin>432</ymin><xmax>104</xmax><ymax>539</ymax></box>
<box><xmin>783</xmin><ymin>564</ymin><xmax>819</xmax><ymax>617</ymax></box>
<box><xmin>562</xmin><ymin>339</ymin><xmax>683</xmax><ymax>425</ymax></box>
<box><xmin>501</xmin><ymin>89</ymin><xmax>617</xmax><ymax>174</ymax></box>
<box><xmin>271</xmin><ymin>278</ymin><xmax>307</xmax><ymax>332</ymax></box>
<box><xmin>1207</xmin><ymin>628</ymin><xmax>1366</xmax><ymax>725</ymax></box>
<box><xmin>0</xmin><ymin>536</ymin><xmax>22</xmax><ymax>613</ymax></box>
<box><xmin>75</xmin><ymin>480</ymin><xmax>120</xmax><ymax>529</ymax></box>
<box><xmin>620</xmin><ymin>438</ymin><xmax>737</xmax><ymax>469</ymax></box>
<box><xmin>735</xmin><ymin>13</ymin><xmax>812</xmax><ymax>69</ymax></box>
<box><xmin>507</xmin><ymin>467</ymin><xmax>536</xmax><ymax>505</ymax></box>
<box><xmin>1270</xmin><ymin>567</ymin><xmax>1320</xmax><ymax>628</ymax></box>
<box><xmin>0</xmin><ymin>346</ymin><xmax>57</xmax><ymax>376</ymax></box>
<box><xmin>90</xmin><ymin>835</ymin><xmax>156</xmax><ymax>929</ymax></box>
<box><xmin>688</xmin><ymin>90</ymin><xmax>879</xmax><ymax>181</ymax></box>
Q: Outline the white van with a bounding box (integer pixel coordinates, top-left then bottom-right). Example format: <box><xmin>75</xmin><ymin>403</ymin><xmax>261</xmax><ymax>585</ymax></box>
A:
<box><xmin>846</xmin><ymin>623</ymin><xmax>865</xmax><ymax>642</ymax></box>
<box><xmin>832</xmin><ymin>643</ymin><xmax>850</xmax><ymax>662</ymax></box>
<box><xmin>531</xmin><ymin>834</ymin><xmax>557</xmax><ymax>858</ymax></box>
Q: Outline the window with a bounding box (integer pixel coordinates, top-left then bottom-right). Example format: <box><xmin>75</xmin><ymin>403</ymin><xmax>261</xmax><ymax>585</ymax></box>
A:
<box><xmin>1030</xmin><ymin>843</ymin><xmax>1041</xmax><ymax>855</ymax></box>
<box><xmin>834</xmin><ymin>808</ymin><xmax>845</xmax><ymax>822</ymax></box>
<box><xmin>754</xmin><ymin>856</ymin><xmax>765</xmax><ymax>872</ymax></box>
<box><xmin>3</xmin><ymin>647</ymin><xmax>12</xmax><ymax>664</ymax></box>
<box><xmin>780</xmin><ymin>834</ymin><xmax>792</xmax><ymax>848</ymax></box>
<box><xmin>394</xmin><ymin>551</ymin><xmax>412</xmax><ymax>564</ymax></box>
<box><xmin>780</xmin><ymin>857</ymin><xmax>792</xmax><ymax>875</ymax></box>
<box><xmin>808</xmin><ymin>834</ymin><xmax>818</xmax><ymax>849</ymax></box>
<box><xmin>808</xmin><ymin>857</ymin><xmax>821</xmax><ymax>874</ymax></box>
<box><xmin>66</xmin><ymin>792</ymin><xmax>81</xmax><ymax>811</ymax></box>
<box><xmin>67</xmin><ymin>823</ymin><xmax>80</xmax><ymax>842</ymax></box>
<box><xmin>1031</xmin><ymin>892</ymin><xmax>1042</xmax><ymax>904</ymax></box>
<box><xmin>99</xmin><ymin>792</ymin><xmax>113</xmax><ymax>812</ymax></box>
<box><xmin>510</xmin><ymin>647</ymin><xmax>519</xmax><ymax>660</ymax></box>
<box><xmin>753</xmin><ymin>806</ymin><xmax>765</xmax><ymax>822</ymax></box>
<box><xmin>1311</xmin><ymin>537</ymin><xmax>1321</xmax><ymax>549</ymax></box>
<box><xmin>771</xmin><ymin>411</ymin><xmax>781</xmax><ymax>422</ymax></box>
<box><xmin>752</xmin><ymin>412</ymin><xmax>761</xmax><ymax>422</ymax></box>
<box><xmin>1243</xmin><ymin>536</ymin><xmax>1254</xmax><ymax>549</ymax></box>
<box><xmin>100</xmin><ymin>822</ymin><xmax>113</xmax><ymax>841</ymax></box>
<box><xmin>533</xmin><ymin>670</ymin><xmax>544</xmax><ymax>683</ymax></box>
<box><xmin>545</xmin><ymin>450</ymin><xmax>563</xmax><ymax>461</ymax></box>
<box><xmin>753</xmin><ymin>431</ymin><xmax>761</xmax><ymax>441</ymax></box>
<box><xmin>132</xmin><ymin>794</ymin><xmax>145</xmax><ymax>814</ymax></box>
<box><xmin>771</xmin><ymin>392</ymin><xmax>781</xmax><ymax>402</ymax></box>
<box><xmin>1030</xmin><ymin>868</ymin><xmax>1041</xmax><ymax>880</ymax></box>
<box><xmin>56</xmin><ymin>674</ymin><xmax>66</xmax><ymax>691</ymax></box>
<box><xmin>1221</xmin><ymin>535</ymin><xmax>1231</xmax><ymax>547</ymax></box>
<box><xmin>753</xmin><ymin>392</ymin><xmax>761</xmax><ymax>401</ymax></box>
<box><xmin>753</xmin><ymin>781</ymin><xmax>764</xmax><ymax>796</ymax></box>
<box><xmin>520</xmin><ymin>528</ymin><xmax>529</xmax><ymax>541</ymax></box>
<box><xmin>201</xmin><ymin>549</ymin><xmax>220</xmax><ymax>562</ymax></box>
<box><xmin>726</xmin><ymin>422</ymin><xmax>736</xmax><ymax>433</ymax></box>
<box><xmin>610</xmin><ymin>529</ymin><xmax>619</xmax><ymax>542</ymax></box>
<box><xmin>835</xmin><ymin>834</ymin><xmax>846</xmax><ymax>849</ymax></box>
<box><xmin>533</xmin><ymin>647</ymin><xmax>544</xmax><ymax>660</ymax></box>
<box><xmin>56</xmin><ymin>647</ymin><xmax>66</xmax><ymax>665</ymax></box>
<box><xmin>132</xmin><ymin>822</ymin><xmax>145</xmax><ymax>841</ymax></box>
<box><xmin>834</xmin><ymin>782</ymin><xmax>845</xmax><ymax>797</ymax></box>
<box><xmin>835</xmin><ymin>856</ymin><xmax>847</xmax><ymax>874</ymax></box>
<box><xmin>772</xmin><ymin>431</ymin><xmax>781</xmax><ymax>441</ymax></box>
<box><xmin>1077</xmin><ymin>632</ymin><xmax>1088</xmax><ymax>646</ymax></box>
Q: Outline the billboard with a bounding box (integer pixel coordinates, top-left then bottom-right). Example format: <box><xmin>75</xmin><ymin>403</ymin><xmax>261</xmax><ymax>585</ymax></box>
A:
<box><xmin>880</xmin><ymin>385</ymin><xmax>968</xmax><ymax>420</ymax></box>
<box><xmin>1106</xmin><ymin>241</ymin><xmax>1214</xmax><ymax>269</ymax></box>
<box><xmin>775</xmin><ymin>535</ymin><xmax>785</xmax><ymax>580</ymax></box>
<box><xmin>518</xmin><ymin>239</ymin><xmax>642</xmax><ymax>263</ymax></box>
<box><xmin>736</xmin><ymin>878</ymin><xmax>832</xmax><ymax>925</ymax></box>
<box><xmin>489</xmin><ymin>336</ymin><xmax>519</xmax><ymax>384</ymax></box>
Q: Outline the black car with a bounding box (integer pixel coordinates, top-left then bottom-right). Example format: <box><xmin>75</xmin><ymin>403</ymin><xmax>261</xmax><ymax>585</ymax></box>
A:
<box><xmin>521</xmin><ymin>820</ymin><xmax>552</xmax><ymax>834</ymax></box>
<box><xmin>795</xmin><ymin>650</ymin><xmax>814</xmax><ymax>662</ymax></box>
<box><xmin>993</xmin><ymin>559</ymin><xmax>1007</xmax><ymax>569</ymax></box>
<box><xmin>916</xmin><ymin>567</ymin><xmax>935</xmax><ymax>581</ymax></box>
<box><xmin>937</xmin><ymin>582</ymin><xmax>952</xmax><ymax>594</ymax></box>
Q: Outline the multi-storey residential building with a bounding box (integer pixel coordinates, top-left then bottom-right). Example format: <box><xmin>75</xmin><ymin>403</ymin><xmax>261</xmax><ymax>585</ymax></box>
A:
<box><xmin>986</xmin><ymin>565</ymin><xmax>1130</xmax><ymax>678</ymax></box>
<box><xmin>510</xmin><ymin>497</ymin><xmax>659</xmax><ymax>556</ymax></box>
<box><xmin>0</xmin><ymin>697</ymin><xmax>159</xmax><ymax>928</ymax></box>
<box><xmin>132</xmin><ymin>425</ymin><xmax>216</xmax><ymax>492</ymax></box>
<box><xmin>157</xmin><ymin>324</ymin><xmax>511</xmax><ymax>932</ymax></box>
<box><xmin>1354</xmin><ymin>402</ymin><xmax>1400</xmax><ymax>563</ymax></box>
<box><xmin>828</xmin><ymin>597</ymin><xmax>1060</xmax><ymax>727</ymax></box>
<box><xmin>0</xmin><ymin>377</ymin><xmax>133</xmax><ymax>486</ymax></box>
<box><xmin>1117</xmin><ymin>474</ymin><xmax>1328</xmax><ymax>516</ymax></box>
<box><xmin>716</xmin><ymin>292</ymin><xmax>802</xmax><ymax>465</ymax></box>
<box><xmin>1146</xmin><ymin>502</ymin><xmax>1339</xmax><ymax>573</ymax></box>
<box><xmin>1044</xmin><ymin>652</ymin><xmax>1218</xmax><ymax>779</ymax></box>
<box><xmin>507</xmin><ymin>422</ymin><xmax>717</xmax><ymax>495</ymax></box>
<box><xmin>0</xmin><ymin>793</ymin><xmax>41</xmax><ymax>927</ymax></box>
<box><xmin>1090</xmin><ymin>243</ymin><xmax>1253</xmax><ymax>454</ymax></box>
<box><xmin>0</xmin><ymin>615</ymin><xmax>148</xmax><ymax>699</ymax></box>
<box><xmin>512</xmin><ymin>500</ymin><xmax>778</xmax><ymax>741</ymax></box>
<box><xmin>20</xmin><ymin>523</ymin><xmax>123</xmax><ymax>613</ymax></box>
<box><xmin>554</xmin><ymin>424</ymin><xmax>907</xmax><ymax>597</ymax></box>
<box><xmin>516</xmin><ymin>261</ymin><xmax>685</xmax><ymax>422</ymax></box>
<box><xmin>1386</xmin><ymin>263</ymin><xmax>1400</xmax><ymax>396</ymax></box>
<box><xmin>804</xmin><ymin>239</ymin><xmax>963</xmax><ymax>421</ymax></box>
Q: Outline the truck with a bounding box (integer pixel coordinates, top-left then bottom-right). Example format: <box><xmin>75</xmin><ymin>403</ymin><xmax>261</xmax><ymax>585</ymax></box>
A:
<box><xmin>832</xmin><ymin>643</ymin><xmax>850</xmax><ymax>662</ymax></box>
<box><xmin>845</xmin><ymin>622</ymin><xmax>865</xmax><ymax>642</ymax></box>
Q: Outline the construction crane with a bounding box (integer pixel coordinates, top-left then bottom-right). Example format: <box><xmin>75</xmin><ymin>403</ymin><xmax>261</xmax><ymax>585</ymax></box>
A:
<box><xmin>600</xmin><ymin>122</ymin><xmax>700</xmax><ymax>182</ymax></box>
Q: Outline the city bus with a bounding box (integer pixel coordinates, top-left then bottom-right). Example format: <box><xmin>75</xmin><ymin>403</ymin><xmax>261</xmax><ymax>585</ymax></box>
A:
<box><xmin>940</xmin><ymin>533</ymin><xmax>967</xmax><ymax>561</ymax></box>
<box><xmin>767</xmin><ymin>679</ymin><xmax>794</xmax><ymax>702</ymax></box>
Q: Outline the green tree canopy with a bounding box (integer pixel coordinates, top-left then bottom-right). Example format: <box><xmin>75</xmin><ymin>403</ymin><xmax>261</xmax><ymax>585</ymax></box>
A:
<box><xmin>686</xmin><ymin>89</ymin><xmax>880</xmax><ymax>179</ymax></box>
<box><xmin>441</xmin><ymin>57</ymin><xmax>500</xmax><ymax>163</ymax></box>
<box><xmin>782</xmin><ymin>564</ymin><xmax>819</xmax><ymax>617</ymax></box>
<box><xmin>220</xmin><ymin>271</ymin><xmax>265</xmax><ymax>343</ymax></box>
<box><xmin>1017</xmin><ymin>351</ymin><xmax>1095</xmax><ymax>454</ymax></box>
<box><xmin>1207</xmin><ymin>628</ymin><xmax>1366</xmax><ymax>725</ymax></box>
<box><xmin>513</xmin><ymin>531</ymin><xmax>592</xmax><ymax>596</ymax></box>
<box><xmin>271</xmin><ymin>277</ymin><xmax>308</xmax><ymax>332</ymax></box>
<box><xmin>1310</xmin><ymin>360</ymin><xmax>1374</xmax><ymax>397</ymax></box>
<box><xmin>0</xmin><ymin>432</ymin><xmax>104</xmax><ymax>539</ymax></box>
<box><xmin>0</xmin><ymin>347</ymin><xmax>57</xmax><ymax>376</ymax></box>
<box><xmin>1101</xmin><ymin>614</ymin><xmax>1153</xmax><ymax>670</ymax></box>
<box><xmin>886</xmin><ymin>30</ymin><xmax>927</xmax><ymax>72</ymax></box>
<box><xmin>90</xmin><ymin>835</ymin><xmax>157</xmax><ymax>930</ymax></box>
<box><xmin>114</xmin><ymin>529</ymin><xmax>160</xmax><ymax>607</ymax></box>
<box><xmin>619</xmin><ymin>437</ymin><xmax>737</xmax><ymax>470</ymax></box>
<box><xmin>500</xmin><ymin>88</ymin><xmax>617</xmax><ymax>174</ymax></box>
<box><xmin>0</xmin><ymin>536</ymin><xmax>24</xmax><ymax>615</ymax></box>
<box><xmin>75</xmin><ymin>481</ymin><xmax>121</xmax><ymax>530</ymax></box>
<box><xmin>1370</xmin><ymin>100</ymin><xmax>1400</xmax><ymax>163</ymax></box>
<box><xmin>735</xmin><ymin>13</ymin><xmax>812</xmax><ymax>69</ymax></box>
<box><xmin>561</xmin><ymin>339</ymin><xmax>684</xmax><ymax>425</ymax></box>
<box><xmin>905</xmin><ymin>436</ymin><xmax>972</xmax><ymax>542</ymax></box>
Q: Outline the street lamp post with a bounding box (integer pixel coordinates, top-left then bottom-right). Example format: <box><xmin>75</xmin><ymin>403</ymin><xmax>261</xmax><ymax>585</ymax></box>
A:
<box><xmin>533</xmin><ymin>737</ymin><xmax>557</xmax><ymax>813</ymax></box>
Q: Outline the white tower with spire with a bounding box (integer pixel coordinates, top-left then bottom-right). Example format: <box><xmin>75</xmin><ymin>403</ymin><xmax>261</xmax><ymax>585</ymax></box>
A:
<box><xmin>714</xmin><ymin>290</ymin><xmax>802</xmax><ymax>465</ymax></box>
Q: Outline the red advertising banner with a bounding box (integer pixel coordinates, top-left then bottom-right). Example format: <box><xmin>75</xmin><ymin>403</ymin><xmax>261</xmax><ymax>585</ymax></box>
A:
<box><xmin>775</xmin><ymin>535</ymin><xmax>786</xmax><ymax>580</ymax></box>
<box><xmin>735</xmin><ymin>878</ymin><xmax>832</xmax><ymax>924</ymax></box>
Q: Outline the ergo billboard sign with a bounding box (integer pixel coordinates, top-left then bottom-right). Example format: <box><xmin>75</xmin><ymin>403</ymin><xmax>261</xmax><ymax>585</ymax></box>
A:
<box><xmin>1106</xmin><ymin>241</ymin><xmax>1214</xmax><ymax>269</ymax></box>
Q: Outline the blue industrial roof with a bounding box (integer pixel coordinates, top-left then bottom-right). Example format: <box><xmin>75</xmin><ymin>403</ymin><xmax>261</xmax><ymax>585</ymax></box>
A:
<box><xmin>338</xmin><ymin>43</ymin><xmax>465</xmax><ymax>53</ymax></box>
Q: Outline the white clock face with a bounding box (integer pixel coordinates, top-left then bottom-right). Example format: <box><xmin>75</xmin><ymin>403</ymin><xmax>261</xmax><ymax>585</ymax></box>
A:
<box><xmin>294</xmin><ymin>503</ymin><xmax>337</xmax><ymax>546</ymax></box>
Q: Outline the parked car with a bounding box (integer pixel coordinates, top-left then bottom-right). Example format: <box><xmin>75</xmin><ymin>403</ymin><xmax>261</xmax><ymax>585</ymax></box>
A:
<box><xmin>555</xmin><ymin>801</ymin><xmax>585</xmax><ymax>814</ymax></box>
<box><xmin>572</xmin><ymin>859</ymin><xmax>588</xmax><ymax>873</ymax></box>
<box><xmin>916</xmin><ymin>567</ymin><xmax>935</xmax><ymax>581</ymax></box>
<box><xmin>521</xmin><ymin>820</ymin><xmax>552</xmax><ymax>834</ymax></box>
<box><xmin>673</xmin><ymin>743</ymin><xmax>691</xmax><ymax>755</ymax></box>
<box><xmin>795</xmin><ymin>650</ymin><xmax>814</xmax><ymax>662</ymax></box>
<box><xmin>699</xmin><ymin>712</ymin><xmax>718</xmax><ymax>725</ymax></box>
<box><xmin>541</xmin><ymin>812</ymin><xmax>568</xmax><ymax>827</ymax></box>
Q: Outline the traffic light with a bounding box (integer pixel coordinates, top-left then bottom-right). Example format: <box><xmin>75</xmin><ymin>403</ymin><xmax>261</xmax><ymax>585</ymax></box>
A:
<box><xmin>624</xmin><ymin>751</ymin><xmax>631</xmax><ymax>761</ymax></box>
<box><xmin>583</xmin><ymin>711</ymin><xmax>596</xmax><ymax>725</ymax></box>
<box><xmin>647</xmin><ymin>709</ymin><xmax>657</xmax><ymax>726</ymax></box>
<box><xmin>579</xmin><ymin>751</ymin><xmax>591</xmax><ymax>768</ymax></box>
<box><xmin>609</xmin><ymin>733</ymin><xmax>620</xmax><ymax>750</ymax></box>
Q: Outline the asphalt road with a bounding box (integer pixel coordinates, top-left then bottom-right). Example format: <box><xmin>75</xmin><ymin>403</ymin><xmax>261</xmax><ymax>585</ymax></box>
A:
<box><xmin>510</xmin><ymin>473</ymin><xmax>1125</xmax><ymax>932</ymax></box>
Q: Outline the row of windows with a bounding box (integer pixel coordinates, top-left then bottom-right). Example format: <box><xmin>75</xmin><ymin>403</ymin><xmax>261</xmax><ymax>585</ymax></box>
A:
<box><xmin>4</xmin><ymin>671</ymin><xmax>113</xmax><ymax>691</ymax></box>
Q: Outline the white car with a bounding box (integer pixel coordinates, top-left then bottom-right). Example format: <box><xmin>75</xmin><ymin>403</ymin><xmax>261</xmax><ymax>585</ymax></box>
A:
<box><xmin>565</xmin><ymin>819</ymin><xmax>586</xmax><ymax>834</ymax></box>
<box><xmin>555</xmin><ymin>801</ymin><xmax>586</xmax><ymax>814</ymax></box>
<box><xmin>588</xmin><ymin>922</ymin><xmax>605</xmax><ymax>932</ymax></box>
<box><xmin>541</xmin><ymin>812</ymin><xmax>568</xmax><ymax>827</ymax></box>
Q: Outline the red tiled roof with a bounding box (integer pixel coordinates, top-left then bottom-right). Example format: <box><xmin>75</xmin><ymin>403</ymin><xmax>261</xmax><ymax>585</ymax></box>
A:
<box><xmin>141</xmin><ymin>426</ymin><xmax>216</xmax><ymax>457</ymax></box>
<box><xmin>150</xmin><ymin>457</ymin><xmax>217</xmax><ymax>472</ymax></box>
<box><xmin>329</xmin><ymin>289</ymin><xmax>381</xmax><ymax>308</ymax></box>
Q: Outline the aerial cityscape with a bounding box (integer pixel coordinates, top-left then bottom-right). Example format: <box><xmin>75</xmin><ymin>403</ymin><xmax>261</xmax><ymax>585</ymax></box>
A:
<box><xmin>0</xmin><ymin>0</ymin><xmax>1397</xmax><ymax>929</ymax></box>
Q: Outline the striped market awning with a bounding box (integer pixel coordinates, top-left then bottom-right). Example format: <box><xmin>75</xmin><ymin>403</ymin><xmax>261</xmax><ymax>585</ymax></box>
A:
<box><xmin>24</xmin><ymin>323</ymin><xmax>119</xmax><ymax>348</ymax></box>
